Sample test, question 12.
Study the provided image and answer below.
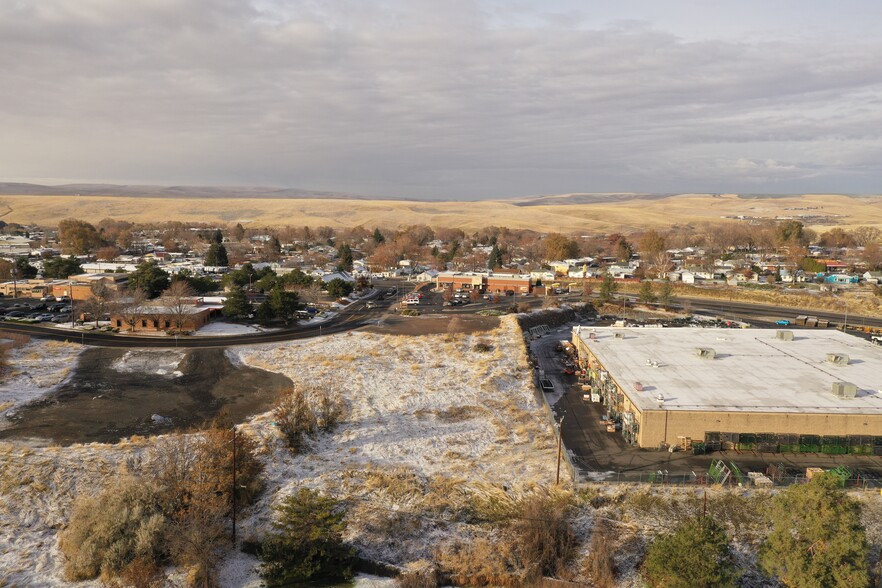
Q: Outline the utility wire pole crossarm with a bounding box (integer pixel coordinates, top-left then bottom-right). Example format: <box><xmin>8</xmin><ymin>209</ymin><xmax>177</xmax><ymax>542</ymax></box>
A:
<box><xmin>555</xmin><ymin>415</ymin><xmax>565</xmax><ymax>485</ymax></box>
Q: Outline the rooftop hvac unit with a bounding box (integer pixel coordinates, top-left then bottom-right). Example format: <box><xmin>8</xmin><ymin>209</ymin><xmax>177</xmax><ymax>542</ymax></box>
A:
<box><xmin>694</xmin><ymin>347</ymin><xmax>716</xmax><ymax>360</ymax></box>
<box><xmin>826</xmin><ymin>353</ymin><xmax>850</xmax><ymax>367</ymax></box>
<box><xmin>614</xmin><ymin>332</ymin><xmax>626</xmax><ymax>339</ymax></box>
<box><xmin>832</xmin><ymin>381</ymin><xmax>858</xmax><ymax>398</ymax></box>
<box><xmin>776</xmin><ymin>330</ymin><xmax>794</xmax><ymax>341</ymax></box>
<box><xmin>634</xmin><ymin>381</ymin><xmax>644</xmax><ymax>391</ymax></box>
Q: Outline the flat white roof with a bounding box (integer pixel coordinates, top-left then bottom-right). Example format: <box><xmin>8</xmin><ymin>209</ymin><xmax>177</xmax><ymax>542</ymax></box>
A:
<box><xmin>575</xmin><ymin>327</ymin><xmax>882</xmax><ymax>415</ymax></box>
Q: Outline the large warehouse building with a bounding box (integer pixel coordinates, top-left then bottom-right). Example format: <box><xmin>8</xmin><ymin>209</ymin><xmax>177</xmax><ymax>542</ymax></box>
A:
<box><xmin>571</xmin><ymin>327</ymin><xmax>882</xmax><ymax>452</ymax></box>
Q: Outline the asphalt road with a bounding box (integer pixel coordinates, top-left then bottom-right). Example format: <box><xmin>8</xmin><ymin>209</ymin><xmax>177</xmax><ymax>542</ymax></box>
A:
<box><xmin>0</xmin><ymin>290</ymin><xmax>391</xmax><ymax>348</ymax></box>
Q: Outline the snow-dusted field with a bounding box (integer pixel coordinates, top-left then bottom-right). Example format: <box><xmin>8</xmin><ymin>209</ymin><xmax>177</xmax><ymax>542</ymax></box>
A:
<box><xmin>0</xmin><ymin>315</ymin><xmax>557</xmax><ymax>586</ymax></box>
<box><xmin>0</xmin><ymin>339</ymin><xmax>83</xmax><ymax>424</ymax></box>
<box><xmin>192</xmin><ymin>322</ymin><xmax>279</xmax><ymax>336</ymax></box>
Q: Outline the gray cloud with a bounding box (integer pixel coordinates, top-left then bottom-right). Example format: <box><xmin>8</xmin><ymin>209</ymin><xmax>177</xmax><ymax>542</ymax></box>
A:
<box><xmin>2</xmin><ymin>0</ymin><xmax>882</xmax><ymax>198</ymax></box>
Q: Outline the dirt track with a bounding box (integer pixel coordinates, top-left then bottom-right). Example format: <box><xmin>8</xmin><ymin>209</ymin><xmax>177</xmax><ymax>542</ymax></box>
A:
<box><xmin>0</xmin><ymin>347</ymin><xmax>291</xmax><ymax>445</ymax></box>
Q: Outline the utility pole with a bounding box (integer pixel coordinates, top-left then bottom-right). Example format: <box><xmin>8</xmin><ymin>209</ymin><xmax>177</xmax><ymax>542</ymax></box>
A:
<box><xmin>70</xmin><ymin>280</ymin><xmax>75</xmax><ymax>327</ymax></box>
<box><xmin>556</xmin><ymin>416</ymin><xmax>565</xmax><ymax>485</ymax></box>
<box><xmin>231</xmin><ymin>427</ymin><xmax>237</xmax><ymax>544</ymax></box>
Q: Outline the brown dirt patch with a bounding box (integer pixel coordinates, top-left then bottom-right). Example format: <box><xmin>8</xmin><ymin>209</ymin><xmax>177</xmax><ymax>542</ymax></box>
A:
<box><xmin>362</xmin><ymin>313</ymin><xmax>500</xmax><ymax>336</ymax></box>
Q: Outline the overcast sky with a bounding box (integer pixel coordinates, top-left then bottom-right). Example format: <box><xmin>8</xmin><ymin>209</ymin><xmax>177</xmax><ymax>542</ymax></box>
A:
<box><xmin>2</xmin><ymin>0</ymin><xmax>882</xmax><ymax>200</ymax></box>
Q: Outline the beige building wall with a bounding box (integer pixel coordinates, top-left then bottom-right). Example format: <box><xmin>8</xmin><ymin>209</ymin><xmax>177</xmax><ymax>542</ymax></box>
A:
<box><xmin>638</xmin><ymin>410</ymin><xmax>882</xmax><ymax>448</ymax></box>
<box><xmin>571</xmin><ymin>329</ymin><xmax>882</xmax><ymax>448</ymax></box>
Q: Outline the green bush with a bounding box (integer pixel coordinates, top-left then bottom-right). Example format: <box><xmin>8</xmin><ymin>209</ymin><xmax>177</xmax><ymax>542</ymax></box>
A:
<box><xmin>259</xmin><ymin>489</ymin><xmax>355</xmax><ymax>586</ymax></box>
<box><xmin>760</xmin><ymin>473</ymin><xmax>869</xmax><ymax>587</ymax></box>
<box><xmin>643</xmin><ymin>516</ymin><xmax>738</xmax><ymax>588</ymax></box>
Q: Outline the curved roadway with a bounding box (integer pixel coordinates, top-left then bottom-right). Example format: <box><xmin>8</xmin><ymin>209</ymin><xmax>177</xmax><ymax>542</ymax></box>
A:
<box><xmin>0</xmin><ymin>295</ymin><xmax>387</xmax><ymax>348</ymax></box>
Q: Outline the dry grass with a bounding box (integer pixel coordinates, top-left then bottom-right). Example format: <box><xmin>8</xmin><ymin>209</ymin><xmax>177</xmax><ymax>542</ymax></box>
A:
<box><xmin>5</xmin><ymin>193</ymin><xmax>882</xmax><ymax>232</ymax></box>
<box><xmin>0</xmin><ymin>331</ymin><xmax>31</xmax><ymax>348</ymax></box>
<box><xmin>614</xmin><ymin>280</ymin><xmax>882</xmax><ymax>317</ymax></box>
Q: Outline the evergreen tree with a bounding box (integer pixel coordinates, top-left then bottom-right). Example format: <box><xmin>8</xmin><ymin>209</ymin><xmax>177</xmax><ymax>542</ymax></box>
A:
<box><xmin>337</xmin><ymin>243</ymin><xmax>354</xmax><ymax>272</ymax></box>
<box><xmin>128</xmin><ymin>261</ymin><xmax>170</xmax><ymax>298</ymax></box>
<box><xmin>644</xmin><ymin>516</ymin><xmax>739</xmax><ymax>588</ymax></box>
<box><xmin>657</xmin><ymin>279</ymin><xmax>674</xmax><ymax>308</ymax></box>
<box><xmin>222</xmin><ymin>286</ymin><xmax>251</xmax><ymax>318</ymax></box>
<box><xmin>372</xmin><ymin>227</ymin><xmax>385</xmax><ymax>244</ymax></box>
<box><xmin>760</xmin><ymin>474</ymin><xmax>869</xmax><ymax>588</ymax></box>
<box><xmin>259</xmin><ymin>489</ymin><xmax>354</xmax><ymax>586</ymax></box>
<box><xmin>13</xmin><ymin>256</ymin><xmax>37</xmax><ymax>279</ymax></box>
<box><xmin>255</xmin><ymin>299</ymin><xmax>275</xmax><ymax>325</ymax></box>
<box><xmin>233</xmin><ymin>223</ymin><xmax>246</xmax><ymax>242</ymax></box>
<box><xmin>488</xmin><ymin>244</ymin><xmax>503</xmax><ymax>269</ymax></box>
<box><xmin>42</xmin><ymin>256</ymin><xmax>82</xmax><ymax>279</ymax></box>
<box><xmin>638</xmin><ymin>280</ymin><xmax>656</xmax><ymax>304</ymax></box>
<box><xmin>204</xmin><ymin>243</ymin><xmax>229</xmax><ymax>267</ymax></box>
<box><xmin>325</xmin><ymin>278</ymin><xmax>353</xmax><ymax>298</ymax></box>
<box><xmin>212</xmin><ymin>228</ymin><xmax>224</xmax><ymax>244</ymax></box>
<box><xmin>598</xmin><ymin>272</ymin><xmax>618</xmax><ymax>304</ymax></box>
<box><xmin>269</xmin><ymin>288</ymin><xmax>301</xmax><ymax>324</ymax></box>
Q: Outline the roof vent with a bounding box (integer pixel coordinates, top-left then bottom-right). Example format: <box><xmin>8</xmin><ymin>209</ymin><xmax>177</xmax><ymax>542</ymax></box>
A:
<box><xmin>694</xmin><ymin>347</ymin><xmax>716</xmax><ymax>360</ymax></box>
<box><xmin>832</xmin><ymin>381</ymin><xmax>857</xmax><ymax>398</ymax></box>
<box><xmin>826</xmin><ymin>353</ymin><xmax>850</xmax><ymax>367</ymax></box>
<box><xmin>776</xmin><ymin>330</ymin><xmax>794</xmax><ymax>341</ymax></box>
<box><xmin>614</xmin><ymin>332</ymin><xmax>626</xmax><ymax>339</ymax></box>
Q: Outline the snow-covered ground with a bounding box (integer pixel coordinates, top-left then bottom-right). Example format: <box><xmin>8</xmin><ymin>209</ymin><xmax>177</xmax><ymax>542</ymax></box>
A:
<box><xmin>0</xmin><ymin>339</ymin><xmax>84</xmax><ymax>423</ymax></box>
<box><xmin>0</xmin><ymin>316</ymin><xmax>557</xmax><ymax>586</ymax></box>
<box><xmin>111</xmin><ymin>349</ymin><xmax>186</xmax><ymax>376</ymax></box>
<box><xmin>192</xmin><ymin>321</ymin><xmax>279</xmax><ymax>336</ymax></box>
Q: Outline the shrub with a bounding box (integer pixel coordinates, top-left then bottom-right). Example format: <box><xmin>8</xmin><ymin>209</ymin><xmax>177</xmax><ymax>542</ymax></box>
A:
<box><xmin>397</xmin><ymin>560</ymin><xmax>439</xmax><ymax>588</ymax></box>
<box><xmin>273</xmin><ymin>388</ymin><xmax>316</xmax><ymax>451</ymax></box>
<box><xmin>259</xmin><ymin>489</ymin><xmax>355</xmax><ymax>586</ymax></box>
<box><xmin>401</xmin><ymin>308</ymin><xmax>420</xmax><ymax>316</ymax></box>
<box><xmin>583</xmin><ymin>520</ymin><xmax>617</xmax><ymax>588</ymax></box>
<box><xmin>315</xmin><ymin>388</ymin><xmax>345</xmax><ymax>432</ymax></box>
<box><xmin>273</xmin><ymin>387</ymin><xmax>345</xmax><ymax>451</ymax></box>
<box><xmin>508</xmin><ymin>492</ymin><xmax>576</xmax><ymax>582</ymax></box>
<box><xmin>473</xmin><ymin>340</ymin><xmax>493</xmax><ymax>353</ymax></box>
<box><xmin>643</xmin><ymin>516</ymin><xmax>738</xmax><ymax>588</ymax></box>
<box><xmin>760</xmin><ymin>473</ymin><xmax>869</xmax><ymax>588</ymax></box>
<box><xmin>59</xmin><ymin>476</ymin><xmax>167</xmax><ymax>582</ymax></box>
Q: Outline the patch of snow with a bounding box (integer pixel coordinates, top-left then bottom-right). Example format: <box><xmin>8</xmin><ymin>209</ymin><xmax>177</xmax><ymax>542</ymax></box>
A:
<box><xmin>111</xmin><ymin>350</ymin><xmax>185</xmax><ymax>376</ymax></box>
<box><xmin>192</xmin><ymin>322</ymin><xmax>279</xmax><ymax>336</ymax></box>
<box><xmin>0</xmin><ymin>340</ymin><xmax>84</xmax><ymax>423</ymax></box>
<box><xmin>0</xmin><ymin>316</ymin><xmax>560</xmax><ymax>586</ymax></box>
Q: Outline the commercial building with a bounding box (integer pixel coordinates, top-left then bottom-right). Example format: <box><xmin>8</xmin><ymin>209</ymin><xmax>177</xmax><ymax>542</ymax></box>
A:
<box><xmin>110</xmin><ymin>303</ymin><xmax>212</xmax><ymax>333</ymax></box>
<box><xmin>435</xmin><ymin>271</ymin><xmax>532</xmax><ymax>294</ymax></box>
<box><xmin>571</xmin><ymin>327</ymin><xmax>882</xmax><ymax>452</ymax></box>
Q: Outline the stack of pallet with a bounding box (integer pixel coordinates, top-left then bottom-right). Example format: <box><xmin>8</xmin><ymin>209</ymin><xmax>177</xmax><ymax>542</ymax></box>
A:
<box><xmin>748</xmin><ymin>472</ymin><xmax>774</xmax><ymax>487</ymax></box>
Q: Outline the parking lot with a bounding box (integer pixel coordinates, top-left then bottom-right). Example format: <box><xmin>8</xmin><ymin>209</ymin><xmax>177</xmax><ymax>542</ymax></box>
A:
<box><xmin>0</xmin><ymin>296</ymin><xmax>73</xmax><ymax>325</ymax></box>
<box><xmin>529</xmin><ymin>323</ymin><xmax>882</xmax><ymax>486</ymax></box>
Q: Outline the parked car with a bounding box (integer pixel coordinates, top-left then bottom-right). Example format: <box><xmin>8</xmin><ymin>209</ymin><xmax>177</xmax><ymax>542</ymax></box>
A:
<box><xmin>775</xmin><ymin>319</ymin><xmax>791</xmax><ymax>326</ymax></box>
<box><xmin>540</xmin><ymin>379</ymin><xmax>554</xmax><ymax>391</ymax></box>
<box><xmin>40</xmin><ymin>295</ymin><xmax>56</xmax><ymax>302</ymax></box>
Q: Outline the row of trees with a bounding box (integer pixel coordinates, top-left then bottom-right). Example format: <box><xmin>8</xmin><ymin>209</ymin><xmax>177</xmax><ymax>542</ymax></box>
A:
<box><xmin>641</xmin><ymin>474</ymin><xmax>869</xmax><ymax>588</ymax></box>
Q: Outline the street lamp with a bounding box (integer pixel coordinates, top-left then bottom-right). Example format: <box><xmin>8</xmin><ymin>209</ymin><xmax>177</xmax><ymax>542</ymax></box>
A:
<box><xmin>70</xmin><ymin>279</ymin><xmax>75</xmax><ymax>328</ymax></box>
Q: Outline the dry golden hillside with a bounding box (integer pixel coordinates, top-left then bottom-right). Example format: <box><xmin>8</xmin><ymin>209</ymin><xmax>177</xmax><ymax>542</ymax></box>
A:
<box><xmin>2</xmin><ymin>193</ymin><xmax>881</xmax><ymax>232</ymax></box>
